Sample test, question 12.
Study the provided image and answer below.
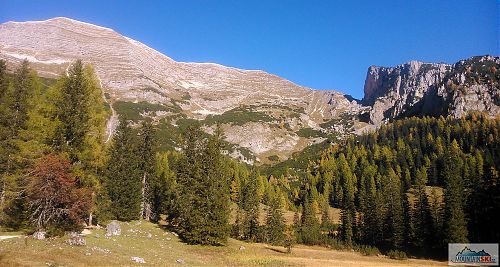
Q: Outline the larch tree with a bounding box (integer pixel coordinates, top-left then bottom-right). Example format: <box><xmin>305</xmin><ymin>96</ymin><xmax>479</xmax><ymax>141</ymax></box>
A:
<box><xmin>28</xmin><ymin>154</ymin><xmax>92</xmax><ymax>234</ymax></box>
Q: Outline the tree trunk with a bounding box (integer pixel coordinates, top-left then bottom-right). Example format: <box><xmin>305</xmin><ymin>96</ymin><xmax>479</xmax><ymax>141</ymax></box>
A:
<box><xmin>140</xmin><ymin>172</ymin><xmax>146</xmax><ymax>219</ymax></box>
<box><xmin>88</xmin><ymin>211</ymin><xmax>92</xmax><ymax>226</ymax></box>
<box><xmin>0</xmin><ymin>180</ymin><xmax>5</xmax><ymax>222</ymax></box>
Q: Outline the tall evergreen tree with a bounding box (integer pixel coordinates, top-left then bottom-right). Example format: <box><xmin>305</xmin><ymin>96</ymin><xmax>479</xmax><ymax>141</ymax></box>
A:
<box><xmin>413</xmin><ymin>166</ymin><xmax>431</xmax><ymax>251</ymax></box>
<box><xmin>338</xmin><ymin>154</ymin><xmax>356</xmax><ymax>247</ymax></box>
<box><xmin>176</xmin><ymin>125</ymin><xmax>230</xmax><ymax>245</ymax></box>
<box><xmin>266</xmin><ymin>190</ymin><xmax>285</xmax><ymax>245</ymax></box>
<box><xmin>105</xmin><ymin>119</ymin><xmax>141</xmax><ymax>221</ymax></box>
<box><xmin>385</xmin><ymin>168</ymin><xmax>404</xmax><ymax>249</ymax></box>
<box><xmin>299</xmin><ymin>194</ymin><xmax>321</xmax><ymax>245</ymax></box>
<box><xmin>443</xmin><ymin>140</ymin><xmax>468</xmax><ymax>243</ymax></box>
<box><xmin>137</xmin><ymin>120</ymin><xmax>157</xmax><ymax>220</ymax></box>
<box><xmin>241</xmin><ymin>169</ymin><xmax>261</xmax><ymax>242</ymax></box>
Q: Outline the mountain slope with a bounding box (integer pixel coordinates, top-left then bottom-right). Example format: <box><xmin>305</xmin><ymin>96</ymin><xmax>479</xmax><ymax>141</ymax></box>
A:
<box><xmin>0</xmin><ymin>17</ymin><xmax>365</xmax><ymax>163</ymax></box>
<box><xmin>1</xmin><ymin>17</ymin><xmax>498</xmax><ymax>164</ymax></box>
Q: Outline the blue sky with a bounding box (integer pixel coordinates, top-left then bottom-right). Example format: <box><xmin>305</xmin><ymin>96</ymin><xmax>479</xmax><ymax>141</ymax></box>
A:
<box><xmin>1</xmin><ymin>1</ymin><xmax>498</xmax><ymax>99</ymax></box>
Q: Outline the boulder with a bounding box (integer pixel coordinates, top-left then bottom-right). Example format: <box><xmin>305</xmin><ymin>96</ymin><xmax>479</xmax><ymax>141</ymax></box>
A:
<box><xmin>66</xmin><ymin>232</ymin><xmax>86</xmax><ymax>246</ymax></box>
<box><xmin>131</xmin><ymin>257</ymin><xmax>145</xmax><ymax>264</ymax></box>
<box><xmin>176</xmin><ymin>259</ymin><xmax>185</xmax><ymax>264</ymax></box>
<box><xmin>32</xmin><ymin>231</ymin><xmax>46</xmax><ymax>240</ymax></box>
<box><xmin>106</xmin><ymin>221</ymin><xmax>121</xmax><ymax>236</ymax></box>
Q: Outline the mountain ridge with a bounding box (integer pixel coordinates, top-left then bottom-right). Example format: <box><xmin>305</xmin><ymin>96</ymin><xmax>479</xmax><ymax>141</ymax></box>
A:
<box><xmin>1</xmin><ymin>17</ymin><xmax>498</xmax><ymax>164</ymax></box>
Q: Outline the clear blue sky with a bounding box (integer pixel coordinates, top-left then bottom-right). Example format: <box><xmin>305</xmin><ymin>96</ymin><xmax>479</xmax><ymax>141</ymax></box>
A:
<box><xmin>1</xmin><ymin>1</ymin><xmax>498</xmax><ymax>99</ymax></box>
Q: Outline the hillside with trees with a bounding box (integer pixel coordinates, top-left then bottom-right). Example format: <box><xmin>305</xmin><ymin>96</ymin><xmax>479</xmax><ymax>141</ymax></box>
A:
<box><xmin>0</xmin><ymin>59</ymin><xmax>499</xmax><ymax>261</ymax></box>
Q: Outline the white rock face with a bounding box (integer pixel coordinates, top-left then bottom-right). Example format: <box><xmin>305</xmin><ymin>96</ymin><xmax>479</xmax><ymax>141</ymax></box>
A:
<box><xmin>0</xmin><ymin>17</ymin><xmax>358</xmax><ymax>117</ymax></box>
<box><xmin>0</xmin><ymin>17</ymin><xmax>364</xmax><ymax>160</ymax></box>
<box><xmin>363</xmin><ymin>56</ymin><xmax>500</xmax><ymax>124</ymax></box>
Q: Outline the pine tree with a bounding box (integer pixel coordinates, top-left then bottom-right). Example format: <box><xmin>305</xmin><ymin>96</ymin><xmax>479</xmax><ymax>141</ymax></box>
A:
<box><xmin>385</xmin><ymin>168</ymin><xmax>404</xmax><ymax>249</ymax></box>
<box><xmin>241</xmin><ymin>169</ymin><xmax>260</xmax><ymax>242</ymax></box>
<box><xmin>299</xmin><ymin>194</ymin><xmax>320</xmax><ymax>245</ymax></box>
<box><xmin>176</xmin><ymin>125</ymin><xmax>230</xmax><ymax>245</ymax></box>
<box><xmin>54</xmin><ymin>60</ymin><xmax>90</xmax><ymax>160</ymax></box>
<box><xmin>338</xmin><ymin>154</ymin><xmax>356</xmax><ymax>247</ymax></box>
<box><xmin>137</xmin><ymin>120</ymin><xmax>157</xmax><ymax>220</ymax></box>
<box><xmin>266</xmin><ymin>190</ymin><xmax>285</xmax><ymax>245</ymax></box>
<box><xmin>443</xmin><ymin>140</ymin><xmax>468</xmax><ymax>243</ymax></box>
<box><xmin>413</xmin><ymin>166</ymin><xmax>431</xmax><ymax>251</ymax></box>
<box><xmin>10</xmin><ymin>60</ymin><xmax>32</xmax><ymax>132</ymax></box>
<box><xmin>105</xmin><ymin>119</ymin><xmax>141</xmax><ymax>221</ymax></box>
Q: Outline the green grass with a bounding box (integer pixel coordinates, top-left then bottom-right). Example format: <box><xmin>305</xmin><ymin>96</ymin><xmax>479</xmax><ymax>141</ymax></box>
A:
<box><xmin>0</xmin><ymin>221</ymin><xmax>445</xmax><ymax>267</ymax></box>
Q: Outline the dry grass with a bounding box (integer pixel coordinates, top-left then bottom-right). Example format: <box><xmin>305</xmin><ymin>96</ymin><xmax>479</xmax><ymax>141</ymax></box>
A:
<box><xmin>0</xmin><ymin>221</ymin><xmax>446</xmax><ymax>267</ymax></box>
<box><xmin>229</xmin><ymin>203</ymin><xmax>341</xmax><ymax>226</ymax></box>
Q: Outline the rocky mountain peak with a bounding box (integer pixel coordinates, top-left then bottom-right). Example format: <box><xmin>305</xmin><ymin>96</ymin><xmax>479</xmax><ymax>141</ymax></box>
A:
<box><xmin>363</xmin><ymin>56</ymin><xmax>499</xmax><ymax>124</ymax></box>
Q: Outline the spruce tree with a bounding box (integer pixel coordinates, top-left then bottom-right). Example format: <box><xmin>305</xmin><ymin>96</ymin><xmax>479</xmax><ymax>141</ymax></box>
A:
<box><xmin>241</xmin><ymin>169</ymin><xmax>260</xmax><ymax>242</ymax></box>
<box><xmin>137</xmin><ymin>120</ymin><xmax>157</xmax><ymax>220</ymax></box>
<box><xmin>176</xmin><ymin>125</ymin><xmax>230</xmax><ymax>245</ymax></box>
<box><xmin>339</xmin><ymin>154</ymin><xmax>356</xmax><ymax>247</ymax></box>
<box><xmin>413</xmin><ymin>166</ymin><xmax>431</xmax><ymax>251</ymax></box>
<box><xmin>300</xmin><ymin>195</ymin><xmax>320</xmax><ymax>245</ymax></box>
<box><xmin>105</xmin><ymin>119</ymin><xmax>141</xmax><ymax>221</ymax></box>
<box><xmin>385</xmin><ymin>168</ymin><xmax>404</xmax><ymax>249</ymax></box>
<box><xmin>443</xmin><ymin>140</ymin><xmax>468</xmax><ymax>243</ymax></box>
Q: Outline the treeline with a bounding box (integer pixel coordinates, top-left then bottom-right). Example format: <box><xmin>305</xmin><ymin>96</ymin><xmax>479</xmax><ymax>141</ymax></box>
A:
<box><xmin>297</xmin><ymin>115</ymin><xmax>499</xmax><ymax>258</ymax></box>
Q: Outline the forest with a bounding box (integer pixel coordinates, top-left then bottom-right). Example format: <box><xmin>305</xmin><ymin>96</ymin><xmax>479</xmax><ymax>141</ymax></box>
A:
<box><xmin>0</xmin><ymin>59</ymin><xmax>498</xmax><ymax>260</ymax></box>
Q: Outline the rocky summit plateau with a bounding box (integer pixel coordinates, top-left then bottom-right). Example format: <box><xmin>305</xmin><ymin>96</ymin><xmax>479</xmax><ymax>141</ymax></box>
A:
<box><xmin>1</xmin><ymin>17</ymin><xmax>499</xmax><ymax>164</ymax></box>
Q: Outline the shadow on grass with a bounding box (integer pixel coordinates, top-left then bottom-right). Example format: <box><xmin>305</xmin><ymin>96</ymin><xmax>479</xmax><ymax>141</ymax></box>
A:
<box><xmin>265</xmin><ymin>246</ymin><xmax>287</xmax><ymax>254</ymax></box>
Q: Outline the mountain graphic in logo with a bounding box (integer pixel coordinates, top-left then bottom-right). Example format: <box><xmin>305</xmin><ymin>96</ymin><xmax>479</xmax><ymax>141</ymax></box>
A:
<box><xmin>456</xmin><ymin>247</ymin><xmax>491</xmax><ymax>257</ymax></box>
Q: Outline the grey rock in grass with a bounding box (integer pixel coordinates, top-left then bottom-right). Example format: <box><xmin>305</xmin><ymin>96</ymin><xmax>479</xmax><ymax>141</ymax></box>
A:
<box><xmin>131</xmin><ymin>257</ymin><xmax>146</xmax><ymax>264</ymax></box>
<box><xmin>66</xmin><ymin>232</ymin><xmax>86</xmax><ymax>246</ymax></box>
<box><xmin>106</xmin><ymin>221</ymin><xmax>121</xmax><ymax>236</ymax></box>
<box><xmin>32</xmin><ymin>231</ymin><xmax>46</xmax><ymax>240</ymax></box>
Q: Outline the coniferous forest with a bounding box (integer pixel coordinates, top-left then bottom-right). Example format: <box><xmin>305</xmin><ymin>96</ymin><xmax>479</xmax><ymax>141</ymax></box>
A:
<box><xmin>0</xmin><ymin>59</ymin><xmax>499</xmax><ymax>260</ymax></box>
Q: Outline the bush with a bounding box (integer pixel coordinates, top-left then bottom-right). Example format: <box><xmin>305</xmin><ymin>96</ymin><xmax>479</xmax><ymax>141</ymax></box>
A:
<box><xmin>387</xmin><ymin>249</ymin><xmax>408</xmax><ymax>260</ymax></box>
<box><xmin>356</xmin><ymin>245</ymin><xmax>381</xmax><ymax>256</ymax></box>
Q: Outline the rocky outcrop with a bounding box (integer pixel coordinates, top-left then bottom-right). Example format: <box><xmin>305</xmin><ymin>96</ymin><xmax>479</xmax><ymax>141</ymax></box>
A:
<box><xmin>363</xmin><ymin>56</ymin><xmax>500</xmax><ymax>124</ymax></box>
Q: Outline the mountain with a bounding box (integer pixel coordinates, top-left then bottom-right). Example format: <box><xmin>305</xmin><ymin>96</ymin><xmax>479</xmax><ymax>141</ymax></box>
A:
<box><xmin>364</xmin><ymin>56</ymin><xmax>500</xmax><ymax>124</ymax></box>
<box><xmin>0</xmin><ymin>17</ymin><xmax>366</xmax><ymax>164</ymax></box>
<box><xmin>1</xmin><ymin>17</ymin><xmax>499</xmax><ymax>164</ymax></box>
